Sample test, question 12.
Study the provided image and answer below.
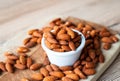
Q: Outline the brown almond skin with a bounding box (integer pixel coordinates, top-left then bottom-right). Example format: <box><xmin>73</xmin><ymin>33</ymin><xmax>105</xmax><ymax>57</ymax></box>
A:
<box><xmin>50</xmin><ymin>71</ymin><xmax>64</xmax><ymax>78</ymax></box>
<box><xmin>85</xmin><ymin>62</ymin><xmax>95</xmax><ymax>68</ymax></box>
<box><xmin>50</xmin><ymin>44</ymin><xmax>60</xmax><ymax>49</ymax></box>
<box><xmin>50</xmin><ymin>64</ymin><xmax>60</xmax><ymax>71</ymax></box>
<box><xmin>101</xmin><ymin>37</ymin><xmax>113</xmax><ymax>43</ymax></box>
<box><xmin>62</xmin><ymin>77</ymin><xmax>74</xmax><ymax>81</ymax></box>
<box><xmin>23</xmin><ymin>37</ymin><xmax>31</xmax><ymax>45</ymax></box>
<box><xmin>59</xmin><ymin>66</ymin><xmax>73</xmax><ymax>71</ymax></box>
<box><xmin>47</xmin><ymin>37</ymin><xmax>58</xmax><ymax>44</ymax></box>
<box><xmin>14</xmin><ymin>63</ymin><xmax>26</xmax><ymax>70</ymax></box>
<box><xmin>99</xmin><ymin>54</ymin><xmax>105</xmax><ymax>63</ymax></box>
<box><xmin>61</xmin><ymin>45</ymin><xmax>71</xmax><ymax>51</ymax></box>
<box><xmin>63</xmin><ymin>71</ymin><xmax>74</xmax><ymax>75</ymax></box>
<box><xmin>30</xmin><ymin>63</ymin><xmax>42</xmax><ymax>70</ymax></box>
<box><xmin>83</xmin><ymin>68</ymin><xmax>96</xmax><ymax>75</ymax></box>
<box><xmin>19</xmin><ymin>55</ymin><xmax>26</xmax><ymax>65</ymax></box>
<box><xmin>40</xmin><ymin>67</ymin><xmax>49</xmax><ymax>77</ymax></box>
<box><xmin>0</xmin><ymin>62</ymin><xmax>6</xmax><ymax>71</ymax></box>
<box><xmin>45</xmin><ymin>65</ymin><xmax>53</xmax><ymax>72</ymax></box>
<box><xmin>43</xmin><ymin>76</ymin><xmax>56</xmax><ymax>81</ymax></box>
<box><xmin>57</xmin><ymin>34</ymin><xmax>71</xmax><ymax>41</ymax></box>
<box><xmin>27</xmin><ymin>57</ymin><xmax>33</xmax><ymax>68</ymax></box>
<box><xmin>5</xmin><ymin>63</ymin><xmax>14</xmax><ymax>73</ymax></box>
<box><xmin>5</xmin><ymin>59</ymin><xmax>15</xmax><ymax>64</ymax></box>
<box><xmin>66</xmin><ymin>27</ymin><xmax>75</xmax><ymax>39</ymax></box>
<box><xmin>32</xmin><ymin>31</ymin><xmax>42</xmax><ymax>38</ymax></box>
<box><xmin>103</xmin><ymin>43</ymin><xmax>111</xmax><ymax>50</ymax></box>
<box><xmin>85</xmin><ymin>39</ymin><xmax>93</xmax><ymax>46</ymax></box>
<box><xmin>88</xmin><ymin>49</ymin><xmax>96</xmax><ymax>60</ymax></box>
<box><xmin>31</xmin><ymin>73</ymin><xmax>43</xmax><ymax>81</ymax></box>
<box><xmin>37</xmin><ymin>37</ymin><xmax>42</xmax><ymax>44</ymax></box>
<box><xmin>94</xmin><ymin>37</ymin><xmax>100</xmax><ymax>49</ymax></box>
<box><xmin>74</xmin><ymin>68</ymin><xmax>86</xmax><ymax>79</ymax></box>
<box><xmin>21</xmin><ymin>78</ymin><xmax>30</xmax><ymax>81</ymax></box>
<box><xmin>59</xmin><ymin>40</ymin><xmax>68</xmax><ymax>45</ymax></box>
<box><xmin>17</xmin><ymin>47</ymin><xmax>29</xmax><ymax>53</ymax></box>
<box><xmin>6</xmin><ymin>55</ymin><xmax>18</xmax><ymax>60</ymax></box>
<box><xmin>73</xmin><ymin>60</ymin><xmax>81</xmax><ymax>68</ymax></box>
<box><xmin>66</xmin><ymin>73</ymin><xmax>79</xmax><ymax>81</ymax></box>
<box><xmin>69</xmin><ymin>41</ymin><xmax>76</xmax><ymax>51</ymax></box>
<box><xmin>28</xmin><ymin>29</ymin><xmax>39</xmax><ymax>35</ymax></box>
<box><xmin>25</xmin><ymin>42</ymin><xmax>36</xmax><ymax>48</ymax></box>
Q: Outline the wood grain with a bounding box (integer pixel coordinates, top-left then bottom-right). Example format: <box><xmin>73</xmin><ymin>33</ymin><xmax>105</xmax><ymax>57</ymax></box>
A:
<box><xmin>0</xmin><ymin>0</ymin><xmax>120</xmax><ymax>80</ymax></box>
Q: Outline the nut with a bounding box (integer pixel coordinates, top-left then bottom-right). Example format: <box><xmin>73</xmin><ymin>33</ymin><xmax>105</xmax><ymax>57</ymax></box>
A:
<box><xmin>40</xmin><ymin>67</ymin><xmax>49</xmax><ymax>77</ymax></box>
<box><xmin>30</xmin><ymin>63</ymin><xmax>42</xmax><ymax>70</ymax></box>
<box><xmin>5</xmin><ymin>63</ymin><xmax>14</xmax><ymax>73</ymax></box>
<box><xmin>31</xmin><ymin>73</ymin><xmax>43</xmax><ymax>80</ymax></box>
<box><xmin>50</xmin><ymin>71</ymin><xmax>64</xmax><ymax>78</ymax></box>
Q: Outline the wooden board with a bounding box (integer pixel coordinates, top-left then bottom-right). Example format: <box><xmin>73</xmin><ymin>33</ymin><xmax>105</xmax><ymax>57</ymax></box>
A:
<box><xmin>0</xmin><ymin>16</ymin><xmax>120</xmax><ymax>81</ymax></box>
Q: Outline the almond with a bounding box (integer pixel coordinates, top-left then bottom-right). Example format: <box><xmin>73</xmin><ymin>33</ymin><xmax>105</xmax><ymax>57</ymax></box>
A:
<box><xmin>86</xmin><ymin>56</ymin><xmax>92</xmax><ymax>62</ymax></box>
<box><xmin>45</xmin><ymin>40</ymin><xmax>52</xmax><ymax>49</ymax></box>
<box><xmin>59</xmin><ymin>66</ymin><xmax>73</xmax><ymax>71</ymax></box>
<box><xmin>27</xmin><ymin>57</ymin><xmax>33</xmax><ymax>68</ymax></box>
<box><xmin>62</xmin><ymin>77</ymin><xmax>73</xmax><ymax>81</ymax></box>
<box><xmin>57</xmin><ymin>34</ymin><xmax>70</xmax><ymax>41</ymax></box>
<box><xmin>6</xmin><ymin>55</ymin><xmax>18</xmax><ymax>60</ymax></box>
<box><xmin>90</xmin><ymin>30</ymin><xmax>96</xmax><ymax>37</ymax></box>
<box><xmin>40</xmin><ymin>67</ymin><xmax>49</xmax><ymax>77</ymax></box>
<box><xmin>44</xmin><ymin>32</ymin><xmax>54</xmax><ymax>38</ymax></box>
<box><xmin>57</xmin><ymin>29</ymin><xmax>67</xmax><ymax>36</ymax></box>
<box><xmin>94</xmin><ymin>37</ymin><xmax>100</xmax><ymax>49</ymax></box>
<box><xmin>61</xmin><ymin>45</ymin><xmax>71</xmax><ymax>51</ymax></box>
<box><xmin>63</xmin><ymin>71</ymin><xmax>74</xmax><ymax>75</ymax></box>
<box><xmin>0</xmin><ymin>62</ymin><xmax>6</xmax><ymax>71</ymax></box>
<box><xmin>73</xmin><ymin>60</ymin><xmax>81</xmax><ymax>68</ymax></box>
<box><xmin>14</xmin><ymin>63</ymin><xmax>26</xmax><ymax>70</ymax></box>
<box><xmin>45</xmin><ymin>65</ymin><xmax>53</xmax><ymax>72</ymax></box>
<box><xmin>69</xmin><ymin>41</ymin><xmax>76</xmax><ymax>51</ymax></box>
<box><xmin>32</xmin><ymin>31</ymin><xmax>42</xmax><ymax>38</ymax></box>
<box><xmin>25</xmin><ymin>42</ymin><xmax>36</xmax><ymax>48</ymax></box>
<box><xmin>17</xmin><ymin>47</ymin><xmax>29</xmax><ymax>53</ymax></box>
<box><xmin>30</xmin><ymin>37</ymin><xmax>38</xmax><ymax>43</ymax></box>
<box><xmin>99</xmin><ymin>31</ymin><xmax>111</xmax><ymax>37</ymax></box>
<box><xmin>50</xmin><ymin>71</ymin><xmax>64</xmax><ymax>78</ymax></box>
<box><xmin>83</xmin><ymin>68</ymin><xmax>96</xmax><ymax>75</ymax></box>
<box><xmin>59</xmin><ymin>40</ymin><xmax>68</xmax><ymax>45</ymax></box>
<box><xmin>43</xmin><ymin>27</ymin><xmax>53</xmax><ymax>33</ymax></box>
<box><xmin>66</xmin><ymin>27</ymin><xmax>75</xmax><ymax>39</ymax></box>
<box><xmin>85</xmin><ymin>39</ymin><xmax>93</xmax><ymax>46</ymax></box>
<box><xmin>66</xmin><ymin>73</ymin><xmax>79</xmax><ymax>81</ymax></box>
<box><xmin>19</xmin><ymin>55</ymin><xmax>26</xmax><ymax>65</ymax></box>
<box><xmin>73</xmin><ymin>35</ymin><xmax>81</xmax><ymax>42</ymax></box>
<box><xmin>37</xmin><ymin>37</ymin><xmax>42</xmax><ymax>44</ymax></box>
<box><xmin>50</xmin><ymin>44</ymin><xmax>60</xmax><ymax>49</ymax></box>
<box><xmin>43</xmin><ymin>76</ymin><xmax>56</xmax><ymax>81</ymax></box>
<box><xmin>83</xmin><ymin>25</ymin><xmax>93</xmax><ymax>31</ymax></box>
<box><xmin>23</xmin><ymin>38</ymin><xmax>31</xmax><ymax>45</ymax></box>
<box><xmin>88</xmin><ymin>49</ymin><xmax>96</xmax><ymax>60</ymax></box>
<box><xmin>5</xmin><ymin>59</ymin><xmax>15</xmax><ymax>64</ymax></box>
<box><xmin>31</xmin><ymin>73</ymin><xmax>43</xmax><ymax>80</ymax></box>
<box><xmin>50</xmin><ymin>64</ymin><xmax>60</xmax><ymax>71</ymax></box>
<box><xmin>74</xmin><ymin>68</ymin><xmax>86</xmax><ymax>79</ymax></box>
<box><xmin>101</xmin><ymin>37</ymin><xmax>113</xmax><ymax>43</ymax></box>
<box><xmin>5</xmin><ymin>63</ymin><xmax>14</xmax><ymax>73</ymax></box>
<box><xmin>28</xmin><ymin>29</ymin><xmax>39</xmax><ymax>35</ymax></box>
<box><xmin>30</xmin><ymin>63</ymin><xmax>42</xmax><ymax>70</ymax></box>
<box><xmin>85</xmin><ymin>62</ymin><xmax>95</xmax><ymax>68</ymax></box>
<box><xmin>47</xmin><ymin>37</ymin><xmax>58</xmax><ymax>44</ymax></box>
<box><xmin>99</xmin><ymin>54</ymin><xmax>105</xmax><ymax>63</ymax></box>
<box><xmin>103</xmin><ymin>43</ymin><xmax>111</xmax><ymax>50</ymax></box>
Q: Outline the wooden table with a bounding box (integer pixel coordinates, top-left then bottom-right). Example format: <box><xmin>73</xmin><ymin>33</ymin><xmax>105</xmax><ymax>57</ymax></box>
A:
<box><xmin>0</xmin><ymin>0</ymin><xmax>120</xmax><ymax>80</ymax></box>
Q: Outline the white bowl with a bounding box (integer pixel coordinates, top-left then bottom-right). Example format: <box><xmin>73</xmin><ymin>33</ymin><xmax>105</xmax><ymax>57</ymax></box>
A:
<box><xmin>41</xmin><ymin>29</ymin><xmax>85</xmax><ymax>66</ymax></box>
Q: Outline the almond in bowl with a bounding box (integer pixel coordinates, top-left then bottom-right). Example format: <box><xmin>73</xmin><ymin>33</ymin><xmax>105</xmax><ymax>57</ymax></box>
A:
<box><xmin>41</xmin><ymin>26</ymin><xmax>85</xmax><ymax>66</ymax></box>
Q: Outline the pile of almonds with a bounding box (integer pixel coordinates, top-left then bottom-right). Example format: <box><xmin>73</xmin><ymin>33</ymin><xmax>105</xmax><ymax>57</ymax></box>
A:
<box><xmin>0</xmin><ymin>18</ymin><xmax>119</xmax><ymax>81</ymax></box>
<box><xmin>44</xmin><ymin>26</ymin><xmax>81</xmax><ymax>52</ymax></box>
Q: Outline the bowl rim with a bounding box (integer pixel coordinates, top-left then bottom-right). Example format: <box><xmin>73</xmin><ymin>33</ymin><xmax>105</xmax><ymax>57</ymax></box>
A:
<box><xmin>41</xmin><ymin>29</ymin><xmax>86</xmax><ymax>56</ymax></box>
